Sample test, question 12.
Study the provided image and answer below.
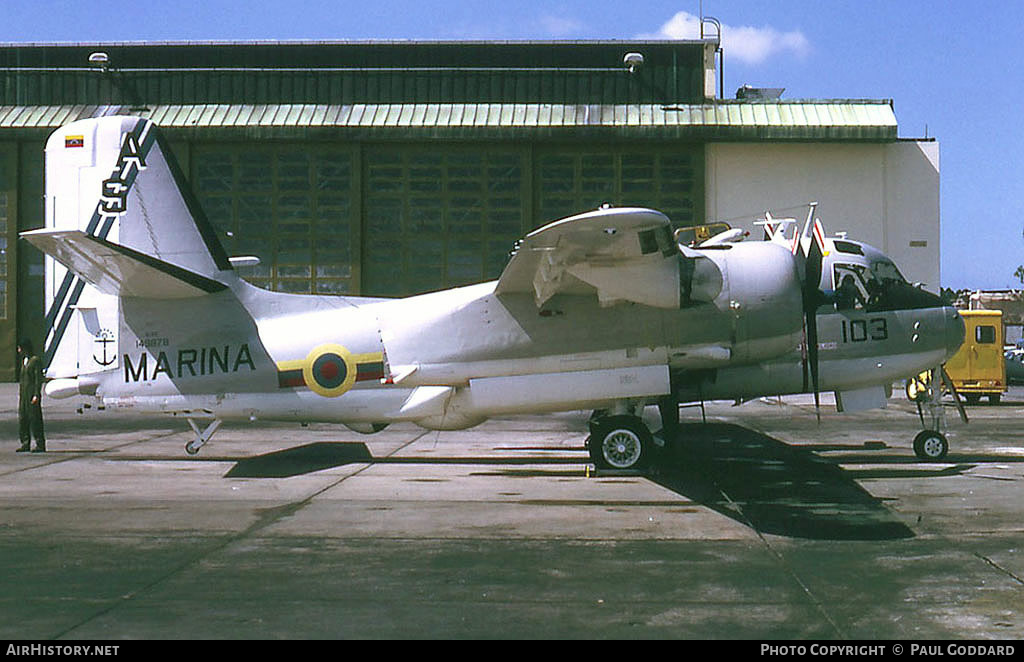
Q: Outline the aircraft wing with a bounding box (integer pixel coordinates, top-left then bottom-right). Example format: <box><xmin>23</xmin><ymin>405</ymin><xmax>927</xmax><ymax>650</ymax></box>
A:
<box><xmin>21</xmin><ymin>229</ymin><xmax>228</xmax><ymax>299</ymax></box>
<box><xmin>495</xmin><ymin>207</ymin><xmax>681</xmax><ymax>308</ymax></box>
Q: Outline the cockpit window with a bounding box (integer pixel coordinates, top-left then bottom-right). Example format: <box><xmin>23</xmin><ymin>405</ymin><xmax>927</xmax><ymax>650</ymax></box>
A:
<box><xmin>870</xmin><ymin>259</ymin><xmax>906</xmax><ymax>286</ymax></box>
<box><xmin>833</xmin><ymin>240</ymin><xmax>864</xmax><ymax>256</ymax></box>
<box><xmin>833</xmin><ymin>263</ymin><xmax>871</xmax><ymax>311</ymax></box>
<box><xmin>832</xmin><ymin>260</ymin><xmax>928</xmax><ymax>312</ymax></box>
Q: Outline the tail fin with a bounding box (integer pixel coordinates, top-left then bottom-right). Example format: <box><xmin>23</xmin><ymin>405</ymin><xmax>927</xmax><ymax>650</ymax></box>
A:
<box><xmin>39</xmin><ymin>115</ymin><xmax>232</xmax><ymax>377</ymax></box>
<box><xmin>758</xmin><ymin>211</ymin><xmax>798</xmax><ymax>246</ymax></box>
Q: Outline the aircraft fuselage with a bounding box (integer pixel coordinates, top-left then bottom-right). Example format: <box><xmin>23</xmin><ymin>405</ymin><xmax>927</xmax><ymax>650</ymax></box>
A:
<box><xmin>94</xmin><ymin>240</ymin><xmax>962</xmax><ymax>431</ymax></box>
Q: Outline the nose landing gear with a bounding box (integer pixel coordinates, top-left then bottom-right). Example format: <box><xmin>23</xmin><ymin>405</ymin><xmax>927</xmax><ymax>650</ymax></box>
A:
<box><xmin>907</xmin><ymin>366</ymin><xmax>967</xmax><ymax>461</ymax></box>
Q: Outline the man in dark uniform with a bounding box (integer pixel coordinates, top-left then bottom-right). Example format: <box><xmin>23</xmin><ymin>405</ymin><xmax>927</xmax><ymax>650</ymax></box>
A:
<box><xmin>17</xmin><ymin>339</ymin><xmax>45</xmax><ymax>453</ymax></box>
<box><xmin>836</xmin><ymin>275</ymin><xmax>866</xmax><ymax>311</ymax></box>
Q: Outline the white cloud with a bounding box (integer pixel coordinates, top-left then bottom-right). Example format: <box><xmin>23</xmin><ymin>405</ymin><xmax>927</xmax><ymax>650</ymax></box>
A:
<box><xmin>539</xmin><ymin>14</ymin><xmax>585</xmax><ymax>38</ymax></box>
<box><xmin>650</xmin><ymin>11</ymin><xmax>809</xmax><ymax>65</ymax></box>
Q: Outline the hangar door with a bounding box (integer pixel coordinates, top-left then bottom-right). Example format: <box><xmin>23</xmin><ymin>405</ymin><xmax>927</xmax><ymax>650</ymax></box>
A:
<box><xmin>535</xmin><ymin>146</ymin><xmax>704</xmax><ymax>232</ymax></box>
<box><xmin>362</xmin><ymin>146</ymin><xmax>529</xmax><ymax>297</ymax></box>
<box><xmin>193</xmin><ymin>144</ymin><xmax>360</xmax><ymax>296</ymax></box>
<box><xmin>191</xmin><ymin>142</ymin><xmax>705</xmax><ymax>300</ymax></box>
<box><xmin>361</xmin><ymin>144</ymin><xmax>705</xmax><ymax>297</ymax></box>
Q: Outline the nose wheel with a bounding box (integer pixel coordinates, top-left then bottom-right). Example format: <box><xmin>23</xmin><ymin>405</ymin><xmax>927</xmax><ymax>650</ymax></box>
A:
<box><xmin>913</xmin><ymin>430</ymin><xmax>948</xmax><ymax>461</ymax></box>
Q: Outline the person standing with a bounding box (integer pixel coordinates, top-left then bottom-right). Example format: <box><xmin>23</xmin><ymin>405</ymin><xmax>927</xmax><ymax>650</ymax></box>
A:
<box><xmin>17</xmin><ymin>339</ymin><xmax>45</xmax><ymax>453</ymax></box>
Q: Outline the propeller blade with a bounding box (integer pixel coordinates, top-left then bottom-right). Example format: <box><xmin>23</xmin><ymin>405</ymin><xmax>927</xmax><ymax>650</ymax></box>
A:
<box><xmin>804</xmin><ymin>302</ymin><xmax>821</xmax><ymax>423</ymax></box>
<box><xmin>803</xmin><ymin>214</ymin><xmax>827</xmax><ymax>423</ymax></box>
<box><xmin>806</xmin><ymin>308</ymin><xmax>821</xmax><ymax>423</ymax></box>
<box><xmin>800</xmin><ymin>318</ymin><xmax>809</xmax><ymax>392</ymax></box>
<box><xmin>788</xmin><ymin>203</ymin><xmax>827</xmax><ymax>422</ymax></box>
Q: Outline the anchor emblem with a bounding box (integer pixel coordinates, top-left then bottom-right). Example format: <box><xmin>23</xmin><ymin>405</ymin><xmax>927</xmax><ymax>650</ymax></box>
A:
<box><xmin>93</xmin><ymin>329</ymin><xmax>116</xmax><ymax>366</ymax></box>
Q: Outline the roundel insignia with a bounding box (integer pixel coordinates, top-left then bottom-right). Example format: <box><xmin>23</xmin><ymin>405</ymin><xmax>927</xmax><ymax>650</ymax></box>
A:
<box><xmin>302</xmin><ymin>344</ymin><xmax>357</xmax><ymax>398</ymax></box>
<box><xmin>312</xmin><ymin>353</ymin><xmax>347</xmax><ymax>388</ymax></box>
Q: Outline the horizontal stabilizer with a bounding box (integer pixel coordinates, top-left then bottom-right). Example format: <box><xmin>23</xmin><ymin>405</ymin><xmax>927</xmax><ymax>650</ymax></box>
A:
<box><xmin>22</xmin><ymin>229</ymin><xmax>227</xmax><ymax>299</ymax></box>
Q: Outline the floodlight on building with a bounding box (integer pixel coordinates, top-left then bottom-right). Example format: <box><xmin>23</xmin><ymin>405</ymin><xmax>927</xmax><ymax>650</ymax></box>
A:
<box><xmin>88</xmin><ymin>52</ymin><xmax>109</xmax><ymax>71</ymax></box>
<box><xmin>623</xmin><ymin>52</ymin><xmax>644</xmax><ymax>74</ymax></box>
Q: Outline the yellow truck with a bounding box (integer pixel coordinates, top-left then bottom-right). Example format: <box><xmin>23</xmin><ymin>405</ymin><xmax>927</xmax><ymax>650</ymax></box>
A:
<box><xmin>944</xmin><ymin>310</ymin><xmax>1007</xmax><ymax>404</ymax></box>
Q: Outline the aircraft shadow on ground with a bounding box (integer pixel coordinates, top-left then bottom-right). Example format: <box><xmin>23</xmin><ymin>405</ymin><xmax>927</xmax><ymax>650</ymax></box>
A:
<box><xmin>224</xmin><ymin>442</ymin><xmax>583</xmax><ymax>478</ymax></box>
<box><xmin>225</xmin><ymin>425</ymin><xmax>924</xmax><ymax>541</ymax></box>
<box><xmin>648</xmin><ymin>423</ymin><xmax>916</xmax><ymax>541</ymax></box>
<box><xmin>225</xmin><ymin>442</ymin><xmax>374</xmax><ymax>478</ymax></box>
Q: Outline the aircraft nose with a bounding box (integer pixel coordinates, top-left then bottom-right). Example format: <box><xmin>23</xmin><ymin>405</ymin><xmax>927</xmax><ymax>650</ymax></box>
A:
<box><xmin>944</xmin><ymin>307</ymin><xmax>966</xmax><ymax>361</ymax></box>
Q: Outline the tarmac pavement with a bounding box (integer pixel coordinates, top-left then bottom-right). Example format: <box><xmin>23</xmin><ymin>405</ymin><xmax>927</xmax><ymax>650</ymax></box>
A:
<box><xmin>0</xmin><ymin>383</ymin><xmax>1022</xmax><ymax>639</ymax></box>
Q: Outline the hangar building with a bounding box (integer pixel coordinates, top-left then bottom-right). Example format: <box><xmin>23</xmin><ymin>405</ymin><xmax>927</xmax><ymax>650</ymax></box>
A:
<box><xmin>0</xmin><ymin>39</ymin><xmax>938</xmax><ymax>381</ymax></box>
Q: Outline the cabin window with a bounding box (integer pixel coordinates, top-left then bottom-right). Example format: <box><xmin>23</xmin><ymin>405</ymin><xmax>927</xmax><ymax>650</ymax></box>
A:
<box><xmin>833</xmin><ymin>240</ymin><xmax>864</xmax><ymax>255</ymax></box>
<box><xmin>976</xmin><ymin>325</ymin><xmax>996</xmax><ymax>344</ymax></box>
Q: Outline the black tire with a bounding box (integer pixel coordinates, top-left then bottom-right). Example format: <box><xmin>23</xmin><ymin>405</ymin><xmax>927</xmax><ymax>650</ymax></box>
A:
<box><xmin>989</xmin><ymin>394</ymin><xmax>1001</xmax><ymax>405</ymax></box>
<box><xmin>913</xmin><ymin>430</ymin><xmax>949</xmax><ymax>461</ymax></box>
<box><xmin>964</xmin><ymin>394</ymin><xmax>981</xmax><ymax>405</ymax></box>
<box><xmin>588</xmin><ymin>415</ymin><xmax>652</xmax><ymax>471</ymax></box>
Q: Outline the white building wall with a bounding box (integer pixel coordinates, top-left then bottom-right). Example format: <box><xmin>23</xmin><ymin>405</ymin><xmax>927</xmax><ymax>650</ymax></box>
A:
<box><xmin>705</xmin><ymin>140</ymin><xmax>940</xmax><ymax>289</ymax></box>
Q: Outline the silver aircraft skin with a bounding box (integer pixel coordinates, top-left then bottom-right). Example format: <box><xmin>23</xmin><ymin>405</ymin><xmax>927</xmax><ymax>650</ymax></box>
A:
<box><xmin>24</xmin><ymin>116</ymin><xmax>965</xmax><ymax>467</ymax></box>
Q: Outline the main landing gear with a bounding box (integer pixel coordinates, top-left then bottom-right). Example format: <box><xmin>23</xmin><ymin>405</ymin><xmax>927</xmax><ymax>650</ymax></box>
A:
<box><xmin>588</xmin><ymin>414</ymin><xmax>653</xmax><ymax>470</ymax></box>
<box><xmin>586</xmin><ymin>396</ymin><xmax>679</xmax><ymax>471</ymax></box>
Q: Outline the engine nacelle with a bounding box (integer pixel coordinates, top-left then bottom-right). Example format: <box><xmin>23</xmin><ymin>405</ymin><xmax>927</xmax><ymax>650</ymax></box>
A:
<box><xmin>713</xmin><ymin>241</ymin><xmax>804</xmax><ymax>364</ymax></box>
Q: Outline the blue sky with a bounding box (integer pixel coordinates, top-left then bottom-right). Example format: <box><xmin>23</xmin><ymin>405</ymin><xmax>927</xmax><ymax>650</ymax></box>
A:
<box><xmin>2</xmin><ymin>0</ymin><xmax>1020</xmax><ymax>290</ymax></box>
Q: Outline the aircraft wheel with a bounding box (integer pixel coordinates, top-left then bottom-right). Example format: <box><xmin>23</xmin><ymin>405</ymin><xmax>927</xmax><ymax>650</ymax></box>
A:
<box><xmin>913</xmin><ymin>430</ymin><xmax>948</xmax><ymax>461</ymax></box>
<box><xmin>589</xmin><ymin>415</ymin><xmax>651</xmax><ymax>471</ymax></box>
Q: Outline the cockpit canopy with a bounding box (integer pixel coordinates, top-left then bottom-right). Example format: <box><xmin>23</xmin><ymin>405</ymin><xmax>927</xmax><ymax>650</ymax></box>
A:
<box><xmin>829</xmin><ymin>240</ymin><xmax>939</xmax><ymax>312</ymax></box>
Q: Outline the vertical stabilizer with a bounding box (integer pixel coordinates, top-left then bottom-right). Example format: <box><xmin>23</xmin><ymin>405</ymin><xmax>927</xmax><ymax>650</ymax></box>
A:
<box><xmin>41</xmin><ymin>115</ymin><xmax>232</xmax><ymax>377</ymax></box>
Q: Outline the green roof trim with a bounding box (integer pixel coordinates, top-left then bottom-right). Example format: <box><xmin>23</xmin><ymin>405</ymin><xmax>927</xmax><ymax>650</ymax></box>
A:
<box><xmin>0</xmin><ymin>100</ymin><xmax>898</xmax><ymax>141</ymax></box>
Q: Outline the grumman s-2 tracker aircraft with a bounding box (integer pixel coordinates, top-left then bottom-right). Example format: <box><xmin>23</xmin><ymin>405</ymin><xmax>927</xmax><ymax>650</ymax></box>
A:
<box><xmin>23</xmin><ymin>116</ymin><xmax>966</xmax><ymax>469</ymax></box>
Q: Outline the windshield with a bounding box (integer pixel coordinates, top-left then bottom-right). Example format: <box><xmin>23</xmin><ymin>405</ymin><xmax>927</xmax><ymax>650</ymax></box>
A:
<box><xmin>832</xmin><ymin>260</ymin><xmax>937</xmax><ymax>312</ymax></box>
<box><xmin>870</xmin><ymin>259</ymin><xmax>906</xmax><ymax>286</ymax></box>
